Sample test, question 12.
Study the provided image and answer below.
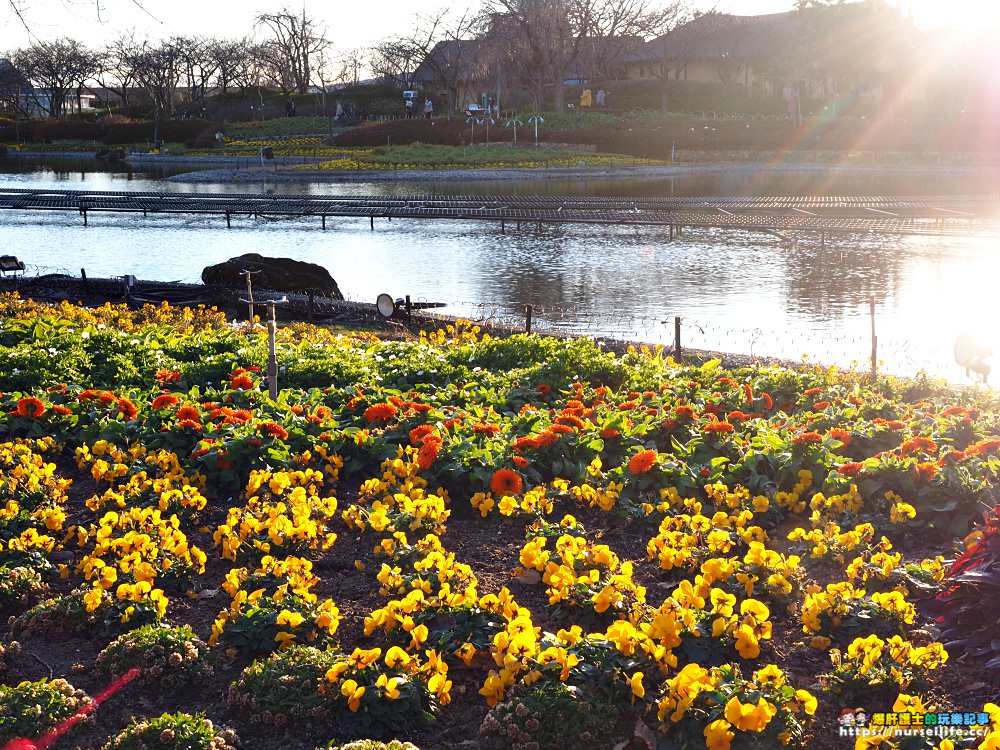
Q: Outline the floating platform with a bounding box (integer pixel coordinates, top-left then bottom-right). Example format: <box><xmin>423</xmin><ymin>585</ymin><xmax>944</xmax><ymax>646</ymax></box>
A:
<box><xmin>1</xmin><ymin>188</ymin><xmax>998</xmax><ymax>237</ymax></box>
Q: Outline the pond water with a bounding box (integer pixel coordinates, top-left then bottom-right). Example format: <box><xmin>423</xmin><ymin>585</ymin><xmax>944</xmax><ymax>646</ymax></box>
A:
<box><xmin>1</xmin><ymin>154</ymin><xmax>999</xmax><ymax>382</ymax></box>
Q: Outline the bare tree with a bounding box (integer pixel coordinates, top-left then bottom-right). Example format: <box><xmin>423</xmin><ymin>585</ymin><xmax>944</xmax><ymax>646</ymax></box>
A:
<box><xmin>333</xmin><ymin>47</ymin><xmax>365</xmax><ymax>87</ymax></box>
<box><xmin>369</xmin><ymin>37</ymin><xmax>426</xmax><ymax>89</ymax></box>
<box><xmin>12</xmin><ymin>37</ymin><xmax>101</xmax><ymax>116</ymax></box>
<box><xmin>129</xmin><ymin>38</ymin><xmax>183</xmax><ymax>137</ymax></box>
<box><xmin>206</xmin><ymin>38</ymin><xmax>248</xmax><ymax>96</ymax></box>
<box><xmin>225</xmin><ymin>38</ymin><xmax>264</xmax><ymax>96</ymax></box>
<box><xmin>99</xmin><ymin>32</ymin><xmax>144</xmax><ymax>113</ymax></box>
<box><xmin>484</xmin><ymin>0</ymin><xmax>585</xmax><ymax>112</ymax></box>
<box><xmin>574</xmin><ymin>0</ymin><xmax>690</xmax><ymax>80</ymax></box>
<box><xmin>172</xmin><ymin>37</ymin><xmax>221</xmax><ymax>114</ymax></box>
<box><xmin>409</xmin><ymin>10</ymin><xmax>486</xmax><ymax>115</ymax></box>
<box><xmin>255</xmin><ymin>8</ymin><xmax>330</xmax><ymax>94</ymax></box>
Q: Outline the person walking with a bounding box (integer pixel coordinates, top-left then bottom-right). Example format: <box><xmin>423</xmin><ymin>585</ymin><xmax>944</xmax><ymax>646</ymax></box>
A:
<box><xmin>580</xmin><ymin>88</ymin><xmax>592</xmax><ymax>109</ymax></box>
<box><xmin>424</xmin><ymin>97</ymin><xmax>434</xmax><ymax>119</ymax></box>
<box><xmin>596</xmin><ymin>88</ymin><xmax>606</xmax><ymax>108</ymax></box>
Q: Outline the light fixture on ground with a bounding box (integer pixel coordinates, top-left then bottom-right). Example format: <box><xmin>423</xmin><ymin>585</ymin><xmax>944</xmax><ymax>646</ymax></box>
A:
<box><xmin>376</xmin><ymin>293</ymin><xmax>396</xmax><ymax>318</ymax></box>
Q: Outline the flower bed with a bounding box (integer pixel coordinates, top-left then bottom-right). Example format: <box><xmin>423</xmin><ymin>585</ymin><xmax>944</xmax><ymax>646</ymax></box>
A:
<box><xmin>0</xmin><ymin>294</ymin><xmax>998</xmax><ymax>750</ymax></box>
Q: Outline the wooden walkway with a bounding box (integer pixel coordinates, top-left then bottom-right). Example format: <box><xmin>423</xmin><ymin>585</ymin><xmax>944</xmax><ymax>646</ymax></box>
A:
<box><xmin>1</xmin><ymin>187</ymin><xmax>998</xmax><ymax>237</ymax></box>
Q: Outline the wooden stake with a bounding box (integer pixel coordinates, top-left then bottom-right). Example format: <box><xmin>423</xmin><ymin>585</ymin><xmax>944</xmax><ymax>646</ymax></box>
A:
<box><xmin>267</xmin><ymin>303</ymin><xmax>278</xmax><ymax>400</ymax></box>
<box><xmin>674</xmin><ymin>316</ymin><xmax>682</xmax><ymax>361</ymax></box>
<box><xmin>525</xmin><ymin>304</ymin><xmax>533</xmax><ymax>333</ymax></box>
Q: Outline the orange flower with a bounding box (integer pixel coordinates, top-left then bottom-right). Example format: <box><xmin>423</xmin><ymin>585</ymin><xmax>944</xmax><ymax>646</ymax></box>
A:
<box><xmin>812</xmin><ymin>400</ymin><xmax>831</xmax><ymax>410</ymax></box>
<box><xmin>675</xmin><ymin>405</ymin><xmax>696</xmax><ymax>421</ymax></box>
<box><xmin>937</xmin><ymin>450</ymin><xmax>966</xmax><ymax>467</ymax></box>
<box><xmin>177</xmin><ymin>419</ymin><xmax>202</xmax><ymax>431</ymax></box>
<box><xmin>261</xmin><ymin>422</ymin><xmax>289</xmax><ymax>440</ymax></box>
<box><xmin>628</xmin><ymin>449</ymin><xmax>657</xmax><ymax>475</ymax></box>
<box><xmin>970</xmin><ymin>439</ymin><xmax>1000</xmax><ymax>456</ymax></box>
<box><xmin>535</xmin><ymin>431</ymin><xmax>559</xmax><ymax>448</ymax></box>
<box><xmin>914</xmin><ymin>462</ymin><xmax>937</xmax><ymax>482</ymax></box>
<box><xmin>761</xmin><ymin>393</ymin><xmax>773</xmax><ymax>410</ymax></box>
<box><xmin>364</xmin><ymin>403</ymin><xmax>399</xmax><ymax>423</ymax></box>
<box><xmin>473</xmin><ymin>423</ymin><xmax>501</xmax><ymax>435</ymax></box>
<box><xmin>600</xmin><ymin>428</ymin><xmax>619</xmax><ymax>438</ymax></box>
<box><xmin>117</xmin><ymin>398</ymin><xmax>139</xmax><ymax>421</ymax></box>
<box><xmin>791</xmin><ymin>432</ymin><xmax>823</xmax><ymax>445</ymax></box>
<box><xmin>154</xmin><ymin>369</ymin><xmax>181</xmax><ymax>384</ymax></box>
<box><xmin>514</xmin><ymin>436</ymin><xmax>539</xmax><ymax>453</ymax></box>
<box><xmin>513</xmin><ymin>455</ymin><xmax>529</xmax><ymax>469</ymax></box>
<box><xmin>177</xmin><ymin>405</ymin><xmax>201</xmax><ymax>422</ymax></box>
<box><xmin>417</xmin><ymin>440</ymin><xmax>440</xmax><ymax>470</ymax></box>
<box><xmin>828</xmin><ymin>428</ymin><xmax>852</xmax><ymax>447</ymax></box>
<box><xmin>535</xmin><ymin>384</ymin><xmax>552</xmax><ymax>396</ymax></box>
<box><xmin>899</xmin><ymin>437</ymin><xmax>938</xmax><ymax>457</ymax></box>
<box><xmin>703</xmin><ymin>421</ymin><xmax>735</xmax><ymax>435</ymax></box>
<box><xmin>840</xmin><ymin>461</ymin><xmax>864</xmax><ymax>477</ymax></box>
<box><xmin>151</xmin><ymin>394</ymin><xmax>181</xmax><ymax>410</ymax></box>
<box><xmin>490</xmin><ymin>468</ymin><xmax>523</xmax><ymax>497</ymax></box>
<box><xmin>230</xmin><ymin>373</ymin><xmax>254</xmax><ymax>390</ymax></box>
<box><xmin>13</xmin><ymin>396</ymin><xmax>46</xmax><ymax>418</ymax></box>
<box><xmin>52</xmin><ymin>405</ymin><xmax>73</xmax><ymax>415</ymax></box>
<box><xmin>409</xmin><ymin>425</ymin><xmax>439</xmax><ymax>445</ymax></box>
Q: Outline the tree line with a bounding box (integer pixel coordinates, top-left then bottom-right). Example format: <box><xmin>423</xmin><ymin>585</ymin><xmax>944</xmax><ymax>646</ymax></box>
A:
<box><xmin>0</xmin><ymin>7</ymin><xmax>333</xmax><ymax>120</ymax></box>
<box><xmin>0</xmin><ymin>0</ymin><xmax>698</xmax><ymax>120</ymax></box>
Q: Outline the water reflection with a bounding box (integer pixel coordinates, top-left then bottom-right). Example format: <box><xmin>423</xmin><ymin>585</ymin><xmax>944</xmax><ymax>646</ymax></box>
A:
<box><xmin>0</xmin><ymin>156</ymin><xmax>997</xmax><ymax>380</ymax></box>
<box><xmin>779</xmin><ymin>235</ymin><xmax>907</xmax><ymax>320</ymax></box>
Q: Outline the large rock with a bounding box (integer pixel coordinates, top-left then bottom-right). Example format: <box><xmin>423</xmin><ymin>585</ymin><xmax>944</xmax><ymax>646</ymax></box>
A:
<box><xmin>201</xmin><ymin>254</ymin><xmax>343</xmax><ymax>299</ymax></box>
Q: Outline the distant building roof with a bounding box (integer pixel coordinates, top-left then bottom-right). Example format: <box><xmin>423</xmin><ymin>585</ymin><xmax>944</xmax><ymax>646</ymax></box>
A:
<box><xmin>412</xmin><ymin>39</ymin><xmax>488</xmax><ymax>85</ymax></box>
<box><xmin>638</xmin><ymin>2</ymin><xmax>922</xmax><ymax>76</ymax></box>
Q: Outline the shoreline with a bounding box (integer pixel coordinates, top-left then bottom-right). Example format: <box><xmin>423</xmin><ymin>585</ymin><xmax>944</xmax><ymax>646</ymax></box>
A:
<box><xmin>7</xmin><ymin>149</ymin><xmax>1000</xmax><ymax>184</ymax></box>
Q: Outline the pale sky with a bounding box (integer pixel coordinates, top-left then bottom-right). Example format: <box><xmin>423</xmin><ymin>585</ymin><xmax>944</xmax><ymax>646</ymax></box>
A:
<box><xmin>0</xmin><ymin>0</ymin><xmax>995</xmax><ymax>56</ymax></box>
